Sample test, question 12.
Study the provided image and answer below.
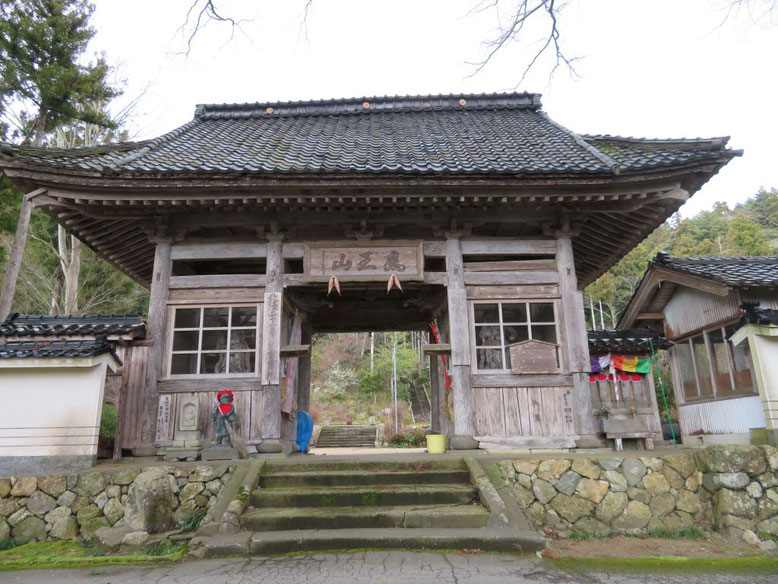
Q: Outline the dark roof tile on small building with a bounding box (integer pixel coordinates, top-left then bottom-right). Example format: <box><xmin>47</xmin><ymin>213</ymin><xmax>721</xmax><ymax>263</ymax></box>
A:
<box><xmin>0</xmin><ymin>338</ymin><xmax>120</xmax><ymax>361</ymax></box>
<box><xmin>588</xmin><ymin>328</ymin><xmax>672</xmax><ymax>354</ymax></box>
<box><xmin>652</xmin><ymin>253</ymin><xmax>778</xmax><ymax>286</ymax></box>
<box><xmin>0</xmin><ymin>314</ymin><xmax>146</xmax><ymax>338</ymax></box>
<box><xmin>0</xmin><ymin>93</ymin><xmax>737</xmax><ymax>178</ymax></box>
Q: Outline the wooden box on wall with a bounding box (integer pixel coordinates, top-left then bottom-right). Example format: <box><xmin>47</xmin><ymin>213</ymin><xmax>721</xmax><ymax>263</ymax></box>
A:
<box><xmin>508</xmin><ymin>339</ymin><xmax>559</xmax><ymax>374</ymax></box>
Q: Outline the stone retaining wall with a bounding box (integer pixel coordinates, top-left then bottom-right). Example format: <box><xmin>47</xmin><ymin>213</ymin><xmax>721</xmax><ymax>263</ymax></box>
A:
<box><xmin>0</xmin><ymin>465</ymin><xmax>234</xmax><ymax>543</ymax></box>
<box><xmin>499</xmin><ymin>445</ymin><xmax>778</xmax><ymax>548</ymax></box>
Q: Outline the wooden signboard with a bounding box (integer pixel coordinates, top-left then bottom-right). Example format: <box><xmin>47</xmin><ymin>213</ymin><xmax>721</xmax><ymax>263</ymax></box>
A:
<box><xmin>508</xmin><ymin>339</ymin><xmax>559</xmax><ymax>374</ymax></box>
<box><xmin>304</xmin><ymin>241</ymin><xmax>423</xmax><ymax>282</ymax></box>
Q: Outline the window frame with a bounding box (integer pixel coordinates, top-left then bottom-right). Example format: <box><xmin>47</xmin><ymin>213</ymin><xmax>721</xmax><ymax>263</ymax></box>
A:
<box><xmin>470</xmin><ymin>299</ymin><xmax>560</xmax><ymax>373</ymax></box>
<box><xmin>165</xmin><ymin>303</ymin><xmax>262</xmax><ymax>379</ymax></box>
<box><xmin>674</xmin><ymin>323</ymin><xmax>757</xmax><ymax>403</ymax></box>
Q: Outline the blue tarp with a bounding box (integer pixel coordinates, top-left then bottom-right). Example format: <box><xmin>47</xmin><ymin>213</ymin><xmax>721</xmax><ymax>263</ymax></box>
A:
<box><xmin>296</xmin><ymin>410</ymin><xmax>314</xmax><ymax>453</ymax></box>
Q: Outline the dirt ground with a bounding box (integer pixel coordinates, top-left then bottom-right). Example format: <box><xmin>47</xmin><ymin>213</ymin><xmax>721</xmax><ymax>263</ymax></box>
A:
<box><xmin>544</xmin><ymin>533</ymin><xmax>766</xmax><ymax>559</ymax></box>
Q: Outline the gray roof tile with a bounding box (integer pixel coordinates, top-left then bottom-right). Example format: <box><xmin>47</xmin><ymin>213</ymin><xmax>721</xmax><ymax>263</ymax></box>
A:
<box><xmin>0</xmin><ymin>314</ymin><xmax>145</xmax><ymax>338</ymax></box>
<box><xmin>588</xmin><ymin>328</ymin><xmax>672</xmax><ymax>354</ymax></box>
<box><xmin>0</xmin><ymin>339</ymin><xmax>120</xmax><ymax>361</ymax></box>
<box><xmin>652</xmin><ymin>253</ymin><xmax>778</xmax><ymax>286</ymax></box>
<box><xmin>1</xmin><ymin>93</ymin><xmax>737</xmax><ymax>177</ymax></box>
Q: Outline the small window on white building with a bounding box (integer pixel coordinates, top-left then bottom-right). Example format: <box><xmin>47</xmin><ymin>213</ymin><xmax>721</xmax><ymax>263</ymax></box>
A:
<box><xmin>169</xmin><ymin>305</ymin><xmax>259</xmax><ymax>377</ymax></box>
<box><xmin>473</xmin><ymin>301</ymin><xmax>557</xmax><ymax>370</ymax></box>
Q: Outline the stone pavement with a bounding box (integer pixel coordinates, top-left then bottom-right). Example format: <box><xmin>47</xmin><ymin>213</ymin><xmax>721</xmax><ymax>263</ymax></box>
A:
<box><xmin>3</xmin><ymin>552</ymin><xmax>776</xmax><ymax>584</ymax></box>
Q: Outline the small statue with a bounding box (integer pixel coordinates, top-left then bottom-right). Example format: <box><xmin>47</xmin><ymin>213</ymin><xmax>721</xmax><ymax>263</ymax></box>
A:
<box><xmin>211</xmin><ymin>390</ymin><xmax>237</xmax><ymax>447</ymax></box>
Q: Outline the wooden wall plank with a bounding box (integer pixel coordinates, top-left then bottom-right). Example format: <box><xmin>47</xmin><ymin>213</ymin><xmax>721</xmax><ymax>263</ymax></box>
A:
<box><xmin>168</xmin><ymin>287</ymin><xmax>263</xmax><ymax>302</ymax></box>
<box><xmin>171</xmin><ymin>242</ymin><xmax>268</xmax><ymax>261</ymax></box>
<box><xmin>502</xmin><ymin>387</ymin><xmax>523</xmax><ymax>436</ymax></box>
<box><xmin>517</xmin><ymin>387</ymin><xmax>531</xmax><ymax>437</ymax></box>
<box><xmin>169</xmin><ymin>274</ymin><xmax>266</xmax><ymax>289</ymax></box>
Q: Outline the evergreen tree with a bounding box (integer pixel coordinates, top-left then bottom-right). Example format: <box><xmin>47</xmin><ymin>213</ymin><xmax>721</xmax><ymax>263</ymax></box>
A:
<box><xmin>0</xmin><ymin>0</ymin><xmax>117</xmax><ymax>145</ymax></box>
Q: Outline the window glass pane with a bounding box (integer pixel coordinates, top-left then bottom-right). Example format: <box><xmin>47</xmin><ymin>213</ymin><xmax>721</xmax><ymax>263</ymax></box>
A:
<box><xmin>475</xmin><ymin>326</ymin><xmax>501</xmax><ymax>346</ymax></box>
<box><xmin>202</xmin><ymin>330</ymin><xmax>228</xmax><ymax>351</ymax></box>
<box><xmin>172</xmin><ymin>331</ymin><xmax>199</xmax><ymax>351</ymax></box>
<box><xmin>501</xmin><ymin>304</ymin><xmax>527</xmax><ymax>323</ymax></box>
<box><xmin>708</xmin><ymin>328</ymin><xmax>734</xmax><ymax>393</ymax></box>
<box><xmin>477</xmin><ymin>348</ymin><xmax>503</xmax><ymax>369</ymax></box>
<box><xmin>474</xmin><ymin>304</ymin><xmax>499</xmax><ymax>323</ymax></box>
<box><xmin>529</xmin><ymin>303</ymin><xmax>555</xmax><ymax>323</ymax></box>
<box><xmin>676</xmin><ymin>341</ymin><xmax>698</xmax><ymax>399</ymax></box>
<box><xmin>232</xmin><ymin>307</ymin><xmax>257</xmax><ymax>327</ymax></box>
<box><xmin>503</xmin><ymin>325</ymin><xmax>529</xmax><ymax>345</ymax></box>
<box><xmin>692</xmin><ymin>335</ymin><xmax>713</xmax><ymax>396</ymax></box>
<box><xmin>229</xmin><ymin>351</ymin><xmax>256</xmax><ymax>373</ymax></box>
<box><xmin>174</xmin><ymin>308</ymin><xmax>200</xmax><ymax>328</ymax></box>
<box><xmin>171</xmin><ymin>353</ymin><xmax>197</xmax><ymax>375</ymax></box>
<box><xmin>200</xmin><ymin>353</ymin><xmax>227</xmax><ymax>374</ymax></box>
<box><xmin>532</xmin><ymin>325</ymin><xmax>557</xmax><ymax>344</ymax></box>
<box><xmin>203</xmin><ymin>307</ymin><xmax>229</xmax><ymax>328</ymax></box>
<box><xmin>230</xmin><ymin>329</ymin><xmax>256</xmax><ymax>350</ymax></box>
<box><xmin>725</xmin><ymin>325</ymin><xmax>754</xmax><ymax>393</ymax></box>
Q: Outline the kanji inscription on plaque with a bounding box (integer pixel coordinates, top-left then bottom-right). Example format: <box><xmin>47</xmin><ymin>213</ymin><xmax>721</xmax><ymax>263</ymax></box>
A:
<box><xmin>305</xmin><ymin>242</ymin><xmax>423</xmax><ymax>281</ymax></box>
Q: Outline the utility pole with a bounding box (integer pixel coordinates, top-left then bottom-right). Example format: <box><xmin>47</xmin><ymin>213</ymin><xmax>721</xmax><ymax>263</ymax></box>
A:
<box><xmin>370</xmin><ymin>332</ymin><xmax>374</xmax><ymax>372</ymax></box>
<box><xmin>589</xmin><ymin>296</ymin><xmax>597</xmax><ymax>331</ymax></box>
<box><xmin>392</xmin><ymin>337</ymin><xmax>399</xmax><ymax>434</ymax></box>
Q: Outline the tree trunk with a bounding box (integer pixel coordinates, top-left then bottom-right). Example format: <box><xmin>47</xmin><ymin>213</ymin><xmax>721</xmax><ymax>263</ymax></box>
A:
<box><xmin>31</xmin><ymin>109</ymin><xmax>48</xmax><ymax>147</ymax></box>
<box><xmin>58</xmin><ymin>225</ymin><xmax>82</xmax><ymax>314</ymax></box>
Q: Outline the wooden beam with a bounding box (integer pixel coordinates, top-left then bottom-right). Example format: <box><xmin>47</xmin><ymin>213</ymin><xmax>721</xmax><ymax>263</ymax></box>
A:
<box><xmin>557</xmin><ymin>235</ymin><xmax>596</xmax><ymax>436</ymax></box>
<box><xmin>0</xmin><ymin>190</ymin><xmax>41</xmax><ymax>318</ymax></box>
<box><xmin>280</xmin><ymin>344</ymin><xmax>311</xmax><ymax>357</ymax></box>
<box><xmin>636</xmin><ymin>312</ymin><xmax>664</xmax><ymax>320</ymax></box>
<box><xmin>423</xmin><ymin>343</ymin><xmax>451</xmax><ymax>356</ymax></box>
<box><xmin>445</xmin><ymin>235</ymin><xmax>475</xmax><ymax>437</ymax></box>
<box><xmin>141</xmin><ymin>238</ymin><xmax>172</xmax><ymax>444</ymax></box>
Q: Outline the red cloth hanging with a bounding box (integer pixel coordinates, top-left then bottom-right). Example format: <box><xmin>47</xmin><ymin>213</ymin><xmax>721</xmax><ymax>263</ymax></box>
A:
<box><xmin>631</xmin><ymin>374</ymin><xmax>643</xmax><ymax>382</ymax></box>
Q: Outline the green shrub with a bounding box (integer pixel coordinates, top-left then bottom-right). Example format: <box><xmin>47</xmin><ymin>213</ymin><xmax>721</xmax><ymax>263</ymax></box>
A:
<box><xmin>0</xmin><ymin>539</ymin><xmax>21</xmax><ymax>551</ymax></box>
<box><xmin>99</xmin><ymin>403</ymin><xmax>118</xmax><ymax>439</ymax></box>
<box><xmin>182</xmin><ymin>508</ymin><xmax>207</xmax><ymax>532</ymax></box>
<box><xmin>141</xmin><ymin>540</ymin><xmax>179</xmax><ymax>556</ymax></box>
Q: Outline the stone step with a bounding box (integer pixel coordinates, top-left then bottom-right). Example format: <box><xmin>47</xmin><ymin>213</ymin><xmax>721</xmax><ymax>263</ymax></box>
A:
<box><xmin>240</xmin><ymin>503</ymin><xmax>490</xmax><ymax>531</ymax></box>
<box><xmin>263</xmin><ymin>459</ymin><xmax>464</xmax><ymax>474</ymax></box>
<box><xmin>198</xmin><ymin>528</ymin><xmax>546</xmax><ymax>557</ymax></box>
<box><xmin>250</xmin><ymin>484</ymin><xmax>478</xmax><ymax>508</ymax></box>
<box><xmin>260</xmin><ymin>469</ymin><xmax>471</xmax><ymax>488</ymax></box>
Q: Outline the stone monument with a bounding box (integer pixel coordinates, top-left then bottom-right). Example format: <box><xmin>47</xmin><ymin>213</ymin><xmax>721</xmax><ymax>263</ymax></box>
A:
<box><xmin>164</xmin><ymin>397</ymin><xmax>202</xmax><ymax>461</ymax></box>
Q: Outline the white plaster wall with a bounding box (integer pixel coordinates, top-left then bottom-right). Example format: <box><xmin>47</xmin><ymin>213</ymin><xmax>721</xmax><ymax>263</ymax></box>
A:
<box><xmin>0</xmin><ymin>362</ymin><xmax>108</xmax><ymax>457</ymax></box>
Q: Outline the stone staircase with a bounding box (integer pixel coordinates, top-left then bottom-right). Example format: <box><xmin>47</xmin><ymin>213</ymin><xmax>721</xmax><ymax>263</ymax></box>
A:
<box><xmin>409</xmin><ymin>385</ymin><xmax>431</xmax><ymax>423</ymax></box>
<box><xmin>195</xmin><ymin>457</ymin><xmax>545</xmax><ymax>555</ymax></box>
<box><xmin>314</xmin><ymin>425</ymin><xmax>377</xmax><ymax>448</ymax></box>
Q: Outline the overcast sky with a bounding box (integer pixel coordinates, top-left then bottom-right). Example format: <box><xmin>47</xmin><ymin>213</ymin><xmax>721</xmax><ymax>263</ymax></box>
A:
<box><xmin>89</xmin><ymin>0</ymin><xmax>778</xmax><ymax>217</ymax></box>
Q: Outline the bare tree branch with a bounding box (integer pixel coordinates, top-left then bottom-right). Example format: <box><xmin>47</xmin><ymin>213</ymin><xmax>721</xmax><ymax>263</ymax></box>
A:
<box><xmin>469</xmin><ymin>0</ymin><xmax>578</xmax><ymax>87</ymax></box>
<box><xmin>180</xmin><ymin>0</ymin><xmax>253</xmax><ymax>57</ymax></box>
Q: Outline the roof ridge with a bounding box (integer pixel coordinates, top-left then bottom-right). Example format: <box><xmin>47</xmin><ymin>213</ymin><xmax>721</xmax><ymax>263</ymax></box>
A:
<box><xmin>584</xmin><ymin>135</ymin><xmax>732</xmax><ymax>149</ymax></box>
<box><xmin>538</xmin><ymin>112</ymin><xmax>620</xmax><ymax>173</ymax></box>
<box><xmin>194</xmin><ymin>91</ymin><xmax>542</xmax><ymax>119</ymax></box>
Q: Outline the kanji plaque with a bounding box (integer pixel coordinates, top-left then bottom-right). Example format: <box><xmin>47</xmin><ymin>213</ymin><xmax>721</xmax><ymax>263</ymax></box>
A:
<box><xmin>508</xmin><ymin>339</ymin><xmax>559</xmax><ymax>374</ymax></box>
<box><xmin>305</xmin><ymin>241</ymin><xmax>424</xmax><ymax>282</ymax></box>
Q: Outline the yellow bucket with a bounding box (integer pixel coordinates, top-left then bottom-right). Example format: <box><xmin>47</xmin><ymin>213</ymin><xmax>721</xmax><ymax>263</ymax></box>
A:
<box><xmin>426</xmin><ymin>434</ymin><xmax>447</xmax><ymax>454</ymax></box>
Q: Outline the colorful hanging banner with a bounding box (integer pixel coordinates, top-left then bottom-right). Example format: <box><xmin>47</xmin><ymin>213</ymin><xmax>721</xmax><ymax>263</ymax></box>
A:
<box><xmin>589</xmin><ymin>354</ymin><xmax>611</xmax><ymax>373</ymax></box>
<box><xmin>611</xmin><ymin>354</ymin><xmax>651</xmax><ymax>374</ymax></box>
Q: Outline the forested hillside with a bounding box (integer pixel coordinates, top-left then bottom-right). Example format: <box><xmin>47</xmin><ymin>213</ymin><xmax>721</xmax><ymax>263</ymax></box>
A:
<box><xmin>584</xmin><ymin>188</ymin><xmax>778</xmax><ymax>328</ymax></box>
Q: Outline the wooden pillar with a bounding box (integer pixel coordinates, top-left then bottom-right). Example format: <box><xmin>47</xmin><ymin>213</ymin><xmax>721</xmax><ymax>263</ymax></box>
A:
<box><xmin>140</xmin><ymin>237</ymin><xmax>172</xmax><ymax>446</ymax></box>
<box><xmin>556</xmin><ymin>235</ymin><xmax>596</xmax><ymax>436</ymax></box>
<box><xmin>297</xmin><ymin>315</ymin><xmax>312</xmax><ymax>413</ymax></box>
<box><xmin>429</xmin><ymin>353</ymin><xmax>440</xmax><ymax>433</ymax></box>
<box><xmin>445</xmin><ymin>235</ymin><xmax>476</xmax><ymax>444</ymax></box>
<box><xmin>0</xmin><ymin>192</ymin><xmax>38</xmax><ymax>319</ymax></box>
<box><xmin>259</xmin><ymin>235</ymin><xmax>284</xmax><ymax>449</ymax></box>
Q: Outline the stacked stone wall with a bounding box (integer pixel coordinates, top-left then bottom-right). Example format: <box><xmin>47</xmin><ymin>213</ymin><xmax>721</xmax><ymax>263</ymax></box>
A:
<box><xmin>0</xmin><ymin>465</ymin><xmax>233</xmax><ymax>543</ymax></box>
<box><xmin>500</xmin><ymin>445</ymin><xmax>778</xmax><ymax>546</ymax></box>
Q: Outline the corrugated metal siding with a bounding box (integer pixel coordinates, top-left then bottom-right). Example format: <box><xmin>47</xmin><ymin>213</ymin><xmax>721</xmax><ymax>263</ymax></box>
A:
<box><xmin>664</xmin><ymin>287</ymin><xmax>740</xmax><ymax>338</ymax></box>
<box><xmin>678</xmin><ymin>395</ymin><xmax>764</xmax><ymax>435</ymax></box>
<box><xmin>740</xmin><ymin>288</ymin><xmax>778</xmax><ymax>309</ymax></box>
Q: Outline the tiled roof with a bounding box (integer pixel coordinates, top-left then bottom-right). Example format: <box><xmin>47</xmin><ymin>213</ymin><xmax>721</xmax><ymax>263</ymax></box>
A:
<box><xmin>652</xmin><ymin>253</ymin><xmax>778</xmax><ymax>286</ymax></box>
<box><xmin>0</xmin><ymin>314</ymin><xmax>145</xmax><ymax>338</ymax></box>
<box><xmin>0</xmin><ymin>93</ymin><xmax>737</xmax><ymax>177</ymax></box>
<box><xmin>740</xmin><ymin>302</ymin><xmax>778</xmax><ymax>326</ymax></box>
<box><xmin>0</xmin><ymin>339</ymin><xmax>119</xmax><ymax>361</ymax></box>
<box><xmin>588</xmin><ymin>328</ymin><xmax>672</xmax><ymax>353</ymax></box>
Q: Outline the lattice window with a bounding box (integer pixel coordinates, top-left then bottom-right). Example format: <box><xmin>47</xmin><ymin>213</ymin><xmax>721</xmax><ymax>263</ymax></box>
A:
<box><xmin>168</xmin><ymin>305</ymin><xmax>259</xmax><ymax>377</ymax></box>
<box><xmin>472</xmin><ymin>301</ymin><xmax>557</xmax><ymax>371</ymax></box>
